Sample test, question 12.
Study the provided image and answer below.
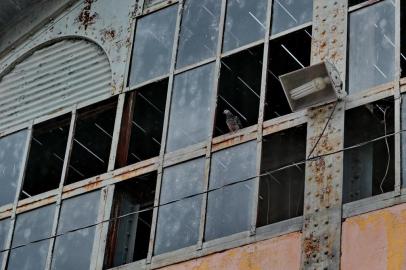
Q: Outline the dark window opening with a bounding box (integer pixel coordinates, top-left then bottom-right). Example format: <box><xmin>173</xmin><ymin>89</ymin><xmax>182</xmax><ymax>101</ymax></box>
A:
<box><xmin>104</xmin><ymin>173</ymin><xmax>156</xmax><ymax>268</ymax></box>
<box><xmin>116</xmin><ymin>80</ymin><xmax>167</xmax><ymax>168</ymax></box>
<box><xmin>401</xmin><ymin>0</ymin><xmax>406</xmax><ymax>78</ymax></box>
<box><xmin>265</xmin><ymin>26</ymin><xmax>312</xmax><ymax>120</ymax></box>
<box><xmin>214</xmin><ymin>45</ymin><xmax>263</xmax><ymax>136</ymax></box>
<box><xmin>21</xmin><ymin>115</ymin><xmax>71</xmax><ymax>199</ymax></box>
<box><xmin>257</xmin><ymin>124</ymin><xmax>306</xmax><ymax>226</ymax></box>
<box><xmin>344</xmin><ymin>98</ymin><xmax>395</xmax><ymax>203</ymax></box>
<box><xmin>348</xmin><ymin>0</ymin><xmax>370</xmax><ymax>7</ymax></box>
<box><xmin>66</xmin><ymin>98</ymin><xmax>117</xmax><ymax>185</ymax></box>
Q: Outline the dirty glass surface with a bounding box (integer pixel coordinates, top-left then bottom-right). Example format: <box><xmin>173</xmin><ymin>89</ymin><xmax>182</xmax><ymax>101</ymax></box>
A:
<box><xmin>160</xmin><ymin>158</ymin><xmax>205</xmax><ymax>204</ymax></box>
<box><xmin>205</xmin><ymin>180</ymin><xmax>254</xmax><ymax>241</ymax></box>
<box><xmin>144</xmin><ymin>0</ymin><xmax>167</xmax><ymax>8</ymax></box>
<box><xmin>348</xmin><ymin>0</ymin><xmax>395</xmax><ymax>94</ymax></box>
<box><xmin>176</xmin><ymin>0</ymin><xmax>221</xmax><ymax>69</ymax></box>
<box><xmin>205</xmin><ymin>141</ymin><xmax>257</xmax><ymax>240</ymax></box>
<box><xmin>12</xmin><ymin>204</ymin><xmax>55</xmax><ymax>247</ymax></box>
<box><xmin>0</xmin><ymin>130</ymin><xmax>28</xmax><ymax>206</ymax></box>
<box><xmin>129</xmin><ymin>4</ymin><xmax>178</xmax><ymax>86</ymax></box>
<box><xmin>209</xmin><ymin>141</ymin><xmax>257</xmax><ymax>189</ymax></box>
<box><xmin>154</xmin><ymin>195</ymin><xmax>202</xmax><ymax>254</ymax></box>
<box><xmin>166</xmin><ymin>63</ymin><xmax>214</xmax><ymax>152</ymax></box>
<box><xmin>0</xmin><ymin>219</ymin><xmax>9</xmax><ymax>269</ymax></box>
<box><xmin>223</xmin><ymin>0</ymin><xmax>267</xmax><ymax>52</ymax></box>
<box><xmin>7</xmin><ymin>240</ymin><xmax>50</xmax><ymax>270</ymax></box>
<box><xmin>51</xmin><ymin>191</ymin><xmax>100</xmax><ymax>270</ymax></box>
<box><xmin>271</xmin><ymin>0</ymin><xmax>313</xmax><ymax>35</ymax></box>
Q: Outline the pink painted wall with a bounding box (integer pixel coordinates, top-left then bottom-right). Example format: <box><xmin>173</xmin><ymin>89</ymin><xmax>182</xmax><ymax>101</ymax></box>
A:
<box><xmin>159</xmin><ymin>232</ymin><xmax>301</xmax><ymax>270</ymax></box>
<box><xmin>342</xmin><ymin>203</ymin><xmax>406</xmax><ymax>270</ymax></box>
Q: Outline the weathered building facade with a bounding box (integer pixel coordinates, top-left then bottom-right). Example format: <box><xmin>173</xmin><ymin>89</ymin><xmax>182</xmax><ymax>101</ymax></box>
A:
<box><xmin>0</xmin><ymin>0</ymin><xmax>405</xmax><ymax>269</ymax></box>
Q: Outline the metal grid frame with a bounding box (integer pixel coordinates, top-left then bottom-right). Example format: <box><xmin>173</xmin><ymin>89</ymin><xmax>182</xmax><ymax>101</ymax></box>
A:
<box><xmin>0</xmin><ymin>0</ymin><xmax>405</xmax><ymax>269</ymax></box>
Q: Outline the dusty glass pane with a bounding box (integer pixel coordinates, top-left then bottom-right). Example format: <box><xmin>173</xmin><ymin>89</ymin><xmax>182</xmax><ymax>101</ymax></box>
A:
<box><xmin>348</xmin><ymin>0</ymin><xmax>395</xmax><ymax>94</ymax></box>
<box><xmin>154</xmin><ymin>195</ymin><xmax>202</xmax><ymax>254</ymax></box>
<box><xmin>7</xmin><ymin>240</ymin><xmax>50</xmax><ymax>270</ymax></box>
<box><xmin>166</xmin><ymin>63</ymin><xmax>215</xmax><ymax>152</ymax></box>
<box><xmin>12</xmin><ymin>204</ymin><xmax>55</xmax><ymax>247</ymax></box>
<box><xmin>223</xmin><ymin>0</ymin><xmax>267</xmax><ymax>52</ymax></box>
<box><xmin>57</xmin><ymin>191</ymin><xmax>100</xmax><ymax>233</ymax></box>
<box><xmin>205</xmin><ymin>180</ymin><xmax>254</xmax><ymax>241</ymax></box>
<box><xmin>160</xmin><ymin>158</ymin><xmax>205</xmax><ymax>204</ymax></box>
<box><xmin>0</xmin><ymin>219</ymin><xmax>10</xmax><ymax>250</ymax></box>
<box><xmin>176</xmin><ymin>0</ymin><xmax>221</xmax><ymax>69</ymax></box>
<box><xmin>51</xmin><ymin>227</ymin><xmax>95</xmax><ymax>270</ymax></box>
<box><xmin>144</xmin><ymin>0</ymin><xmax>167</xmax><ymax>8</ymax></box>
<box><xmin>129</xmin><ymin>5</ymin><xmax>178</xmax><ymax>86</ymax></box>
<box><xmin>209</xmin><ymin>141</ymin><xmax>257</xmax><ymax>189</ymax></box>
<box><xmin>0</xmin><ymin>130</ymin><xmax>28</xmax><ymax>206</ymax></box>
<box><xmin>271</xmin><ymin>0</ymin><xmax>313</xmax><ymax>35</ymax></box>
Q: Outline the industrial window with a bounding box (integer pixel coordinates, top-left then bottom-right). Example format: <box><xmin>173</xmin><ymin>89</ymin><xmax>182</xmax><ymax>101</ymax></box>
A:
<box><xmin>347</xmin><ymin>0</ymin><xmax>395</xmax><ymax>95</ymax></box>
<box><xmin>401</xmin><ymin>94</ymin><xmax>406</xmax><ymax>188</ymax></box>
<box><xmin>7</xmin><ymin>204</ymin><xmax>55</xmax><ymax>270</ymax></box>
<box><xmin>176</xmin><ymin>0</ymin><xmax>221</xmax><ymax>69</ymax></box>
<box><xmin>166</xmin><ymin>63</ymin><xmax>215</xmax><ymax>152</ymax></box>
<box><xmin>0</xmin><ymin>130</ymin><xmax>28</xmax><ymax>206</ymax></box>
<box><xmin>257</xmin><ymin>124</ymin><xmax>306</xmax><ymax>226</ymax></box>
<box><xmin>21</xmin><ymin>114</ymin><xmax>71</xmax><ymax>199</ymax></box>
<box><xmin>222</xmin><ymin>0</ymin><xmax>267</xmax><ymax>52</ymax></box>
<box><xmin>104</xmin><ymin>173</ymin><xmax>156</xmax><ymax>267</ymax></box>
<box><xmin>129</xmin><ymin>4</ymin><xmax>178</xmax><ymax>86</ymax></box>
<box><xmin>144</xmin><ymin>0</ymin><xmax>167</xmax><ymax>9</ymax></box>
<box><xmin>348</xmin><ymin>0</ymin><xmax>370</xmax><ymax>7</ymax></box>
<box><xmin>116</xmin><ymin>80</ymin><xmax>167</xmax><ymax>168</ymax></box>
<box><xmin>66</xmin><ymin>98</ymin><xmax>117</xmax><ymax>185</ymax></box>
<box><xmin>154</xmin><ymin>158</ymin><xmax>204</xmax><ymax>254</ymax></box>
<box><xmin>51</xmin><ymin>191</ymin><xmax>100</xmax><ymax>270</ymax></box>
<box><xmin>343</xmin><ymin>98</ymin><xmax>395</xmax><ymax>203</ymax></box>
<box><xmin>270</xmin><ymin>0</ymin><xmax>313</xmax><ymax>35</ymax></box>
<box><xmin>214</xmin><ymin>45</ymin><xmax>263</xmax><ymax>136</ymax></box>
<box><xmin>265</xmin><ymin>27</ymin><xmax>312</xmax><ymax>120</ymax></box>
<box><xmin>205</xmin><ymin>141</ymin><xmax>257</xmax><ymax>241</ymax></box>
<box><xmin>0</xmin><ymin>219</ymin><xmax>10</xmax><ymax>269</ymax></box>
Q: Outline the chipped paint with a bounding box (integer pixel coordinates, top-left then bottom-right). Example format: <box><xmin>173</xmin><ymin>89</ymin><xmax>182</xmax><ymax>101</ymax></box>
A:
<box><xmin>159</xmin><ymin>233</ymin><xmax>301</xmax><ymax>270</ymax></box>
<box><xmin>342</xmin><ymin>203</ymin><xmax>406</xmax><ymax>270</ymax></box>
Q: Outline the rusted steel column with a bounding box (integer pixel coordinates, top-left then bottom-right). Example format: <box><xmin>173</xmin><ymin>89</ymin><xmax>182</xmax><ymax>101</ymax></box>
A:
<box><xmin>301</xmin><ymin>0</ymin><xmax>347</xmax><ymax>269</ymax></box>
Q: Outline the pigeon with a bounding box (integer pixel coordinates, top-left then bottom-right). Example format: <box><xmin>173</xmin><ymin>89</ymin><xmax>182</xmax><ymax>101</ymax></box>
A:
<box><xmin>223</xmin><ymin>109</ymin><xmax>242</xmax><ymax>132</ymax></box>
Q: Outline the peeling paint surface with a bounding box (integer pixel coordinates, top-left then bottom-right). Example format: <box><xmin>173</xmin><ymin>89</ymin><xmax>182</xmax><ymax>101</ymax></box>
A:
<box><xmin>159</xmin><ymin>233</ymin><xmax>301</xmax><ymax>270</ymax></box>
<box><xmin>342</xmin><ymin>203</ymin><xmax>406</xmax><ymax>270</ymax></box>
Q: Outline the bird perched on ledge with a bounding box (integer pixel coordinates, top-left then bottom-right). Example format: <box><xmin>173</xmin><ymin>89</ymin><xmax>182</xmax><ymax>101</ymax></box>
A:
<box><xmin>223</xmin><ymin>109</ymin><xmax>242</xmax><ymax>133</ymax></box>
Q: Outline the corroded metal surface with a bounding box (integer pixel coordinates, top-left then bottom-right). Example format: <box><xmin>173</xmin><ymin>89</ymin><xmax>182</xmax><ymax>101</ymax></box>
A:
<box><xmin>302</xmin><ymin>0</ymin><xmax>347</xmax><ymax>269</ymax></box>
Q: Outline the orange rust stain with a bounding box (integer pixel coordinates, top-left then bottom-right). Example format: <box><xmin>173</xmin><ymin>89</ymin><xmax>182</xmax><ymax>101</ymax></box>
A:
<box><xmin>342</xmin><ymin>203</ymin><xmax>406</xmax><ymax>270</ymax></box>
<box><xmin>159</xmin><ymin>232</ymin><xmax>301</xmax><ymax>270</ymax></box>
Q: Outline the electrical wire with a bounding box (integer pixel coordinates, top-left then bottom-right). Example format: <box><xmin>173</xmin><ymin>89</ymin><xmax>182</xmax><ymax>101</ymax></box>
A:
<box><xmin>0</xmin><ymin>127</ymin><xmax>402</xmax><ymax>254</ymax></box>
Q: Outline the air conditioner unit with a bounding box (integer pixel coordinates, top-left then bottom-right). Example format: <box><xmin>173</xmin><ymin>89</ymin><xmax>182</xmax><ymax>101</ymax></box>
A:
<box><xmin>279</xmin><ymin>61</ymin><xmax>346</xmax><ymax>112</ymax></box>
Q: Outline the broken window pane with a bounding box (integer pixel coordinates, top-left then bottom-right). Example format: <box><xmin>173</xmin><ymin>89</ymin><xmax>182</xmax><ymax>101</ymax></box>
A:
<box><xmin>176</xmin><ymin>0</ymin><xmax>221</xmax><ymax>69</ymax></box>
<box><xmin>129</xmin><ymin>5</ymin><xmax>178</xmax><ymax>86</ymax></box>
<box><xmin>265</xmin><ymin>27</ymin><xmax>312</xmax><ymax>120</ymax></box>
<box><xmin>205</xmin><ymin>141</ymin><xmax>257</xmax><ymax>240</ymax></box>
<box><xmin>66</xmin><ymin>98</ymin><xmax>117</xmax><ymax>185</ymax></box>
<box><xmin>7</xmin><ymin>240</ymin><xmax>50</xmax><ymax>270</ymax></box>
<box><xmin>8</xmin><ymin>205</ymin><xmax>55</xmax><ymax>270</ymax></box>
<box><xmin>52</xmin><ymin>191</ymin><xmax>100</xmax><ymax>270</ymax></box>
<box><xmin>116</xmin><ymin>80</ymin><xmax>167</xmax><ymax>168</ymax></box>
<box><xmin>223</xmin><ymin>0</ymin><xmax>267</xmax><ymax>52</ymax></box>
<box><xmin>154</xmin><ymin>159</ymin><xmax>205</xmax><ymax>254</ymax></box>
<box><xmin>257</xmin><ymin>124</ymin><xmax>306</xmax><ymax>226</ymax></box>
<box><xmin>21</xmin><ymin>114</ymin><xmax>71</xmax><ymax>199</ymax></box>
<box><xmin>0</xmin><ymin>130</ymin><xmax>28</xmax><ymax>206</ymax></box>
<box><xmin>215</xmin><ymin>45</ymin><xmax>263</xmax><ymax>136</ymax></box>
<box><xmin>344</xmin><ymin>99</ymin><xmax>395</xmax><ymax>203</ymax></box>
<box><xmin>271</xmin><ymin>0</ymin><xmax>313</xmax><ymax>35</ymax></box>
<box><xmin>166</xmin><ymin>63</ymin><xmax>215</xmax><ymax>152</ymax></box>
<box><xmin>348</xmin><ymin>0</ymin><xmax>395</xmax><ymax>94</ymax></box>
<box><xmin>104</xmin><ymin>173</ymin><xmax>156</xmax><ymax>267</ymax></box>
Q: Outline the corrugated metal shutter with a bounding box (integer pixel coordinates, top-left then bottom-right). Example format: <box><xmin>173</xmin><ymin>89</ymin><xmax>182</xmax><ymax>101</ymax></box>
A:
<box><xmin>0</xmin><ymin>39</ymin><xmax>112</xmax><ymax>131</ymax></box>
